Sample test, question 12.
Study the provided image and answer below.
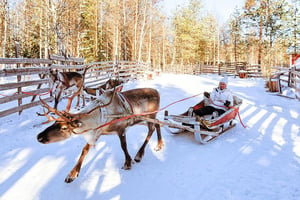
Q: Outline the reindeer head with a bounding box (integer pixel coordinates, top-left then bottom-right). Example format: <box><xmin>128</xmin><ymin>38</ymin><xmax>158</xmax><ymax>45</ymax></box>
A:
<box><xmin>37</xmin><ymin>97</ymin><xmax>82</xmax><ymax>144</ymax></box>
<box><xmin>37</xmin><ymin>90</ymin><xmax>115</xmax><ymax>144</ymax></box>
<box><xmin>48</xmin><ymin>69</ymin><xmax>58</xmax><ymax>83</ymax></box>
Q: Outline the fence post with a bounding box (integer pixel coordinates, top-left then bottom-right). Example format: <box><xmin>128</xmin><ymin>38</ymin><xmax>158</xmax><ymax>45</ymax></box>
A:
<box><xmin>15</xmin><ymin>41</ymin><xmax>23</xmax><ymax>115</ymax></box>
<box><xmin>114</xmin><ymin>55</ymin><xmax>119</xmax><ymax>79</ymax></box>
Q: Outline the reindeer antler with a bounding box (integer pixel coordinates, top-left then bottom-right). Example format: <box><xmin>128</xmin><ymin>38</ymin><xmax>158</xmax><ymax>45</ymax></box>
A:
<box><xmin>39</xmin><ymin>96</ymin><xmax>73</xmax><ymax>124</ymax></box>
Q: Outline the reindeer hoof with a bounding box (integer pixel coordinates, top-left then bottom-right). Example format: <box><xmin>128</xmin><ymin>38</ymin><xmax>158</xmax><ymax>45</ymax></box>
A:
<box><xmin>134</xmin><ymin>155</ymin><xmax>142</xmax><ymax>163</ymax></box>
<box><xmin>155</xmin><ymin>143</ymin><xmax>164</xmax><ymax>151</ymax></box>
<box><xmin>65</xmin><ymin>174</ymin><xmax>78</xmax><ymax>183</ymax></box>
<box><xmin>122</xmin><ymin>165</ymin><xmax>131</xmax><ymax>170</ymax></box>
<box><xmin>122</xmin><ymin>160</ymin><xmax>134</xmax><ymax>170</ymax></box>
<box><xmin>155</xmin><ymin>145</ymin><xmax>163</xmax><ymax>151</ymax></box>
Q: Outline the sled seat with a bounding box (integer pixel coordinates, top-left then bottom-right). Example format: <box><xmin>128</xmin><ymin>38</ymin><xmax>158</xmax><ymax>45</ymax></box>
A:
<box><xmin>164</xmin><ymin>95</ymin><xmax>243</xmax><ymax>144</ymax></box>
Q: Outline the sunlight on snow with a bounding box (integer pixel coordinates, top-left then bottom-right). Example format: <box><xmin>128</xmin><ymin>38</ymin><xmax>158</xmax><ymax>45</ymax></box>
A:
<box><xmin>246</xmin><ymin>109</ymin><xmax>267</xmax><ymax>128</ymax></box>
<box><xmin>0</xmin><ymin>148</ymin><xmax>31</xmax><ymax>185</ymax></box>
<box><xmin>258</xmin><ymin>113</ymin><xmax>277</xmax><ymax>137</ymax></box>
<box><xmin>289</xmin><ymin>110</ymin><xmax>299</xmax><ymax>119</ymax></box>
<box><xmin>19</xmin><ymin>119</ymin><xmax>32</xmax><ymax>127</ymax></box>
<box><xmin>257</xmin><ymin>156</ymin><xmax>270</xmax><ymax>167</ymax></box>
<box><xmin>240</xmin><ymin>105</ymin><xmax>257</xmax><ymax>123</ymax></box>
<box><xmin>110</xmin><ymin>195</ymin><xmax>121</xmax><ymax>200</ymax></box>
<box><xmin>80</xmin><ymin>170</ymin><xmax>102</xmax><ymax>199</ymax></box>
<box><xmin>1</xmin><ymin>156</ymin><xmax>66</xmax><ymax>200</ymax></box>
<box><xmin>271</xmin><ymin>118</ymin><xmax>288</xmax><ymax>146</ymax></box>
<box><xmin>99</xmin><ymin>157</ymin><xmax>121</xmax><ymax>194</ymax></box>
<box><xmin>83</xmin><ymin>142</ymin><xmax>108</xmax><ymax>167</ymax></box>
<box><xmin>291</xmin><ymin>124</ymin><xmax>300</xmax><ymax>157</ymax></box>
<box><xmin>272</xmin><ymin>106</ymin><xmax>283</xmax><ymax>112</ymax></box>
<box><xmin>80</xmin><ymin>146</ymin><xmax>114</xmax><ymax>199</ymax></box>
<box><xmin>240</xmin><ymin>145</ymin><xmax>253</xmax><ymax>155</ymax></box>
<box><xmin>0</xmin><ymin>128</ymin><xmax>8</xmax><ymax>134</ymax></box>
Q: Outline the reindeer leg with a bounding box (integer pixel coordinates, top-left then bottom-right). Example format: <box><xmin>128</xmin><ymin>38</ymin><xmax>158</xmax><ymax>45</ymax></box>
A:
<box><xmin>155</xmin><ymin>123</ymin><xmax>164</xmax><ymax>151</ymax></box>
<box><xmin>65</xmin><ymin>143</ymin><xmax>91</xmax><ymax>183</ymax></box>
<box><xmin>54</xmin><ymin>89</ymin><xmax>62</xmax><ymax>109</ymax></box>
<box><xmin>134</xmin><ymin>122</ymin><xmax>155</xmax><ymax>162</ymax></box>
<box><xmin>118</xmin><ymin>130</ymin><xmax>133</xmax><ymax>170</ymax></box>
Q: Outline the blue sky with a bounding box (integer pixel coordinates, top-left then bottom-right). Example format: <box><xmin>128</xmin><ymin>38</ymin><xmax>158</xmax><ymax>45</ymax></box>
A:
<box><xmin>161</xmin><ymin>0</ymin><xmax>246</xmax><ymax>24</ymax></box>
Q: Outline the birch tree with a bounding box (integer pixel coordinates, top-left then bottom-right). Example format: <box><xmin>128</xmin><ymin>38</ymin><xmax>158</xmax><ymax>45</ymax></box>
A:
<box><xmin>0</xmin><ymin>0</ymin><xmax>8</xmax><ymax>58</ymax></box>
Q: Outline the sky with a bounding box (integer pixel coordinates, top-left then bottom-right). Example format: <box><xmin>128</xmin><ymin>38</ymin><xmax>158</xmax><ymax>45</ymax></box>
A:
<box><xmin>161</xmin><ymin>0</ymin><xmax>246</xmax><ymax>24</ymax></box>
<box><xmin>0</xmin><ymin>73</ymin><xmax>300</xmax><ymax>200</ymax></box>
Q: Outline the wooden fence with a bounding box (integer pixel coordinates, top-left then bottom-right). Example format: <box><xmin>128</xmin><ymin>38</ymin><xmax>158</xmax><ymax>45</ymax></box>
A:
<box><xmin>267</xmin><ymin>66</ymin><xmax>300</xmax><ymax>100</ymax></box>
<box><xmin>0</xmin><ymin>58</ymin><xmax>54</xmax><ymax>117</ymax></box>
<box><xmin>0</xmin><ymin>56</ymin><xmax>149</xmax><ymax>118</ymax></box>
<box><xmin>164</xmin><ymin>62</ymin><xmax>263</xmax><ymax>78</ymax></box>
<box><xmin>2</xmin><ymin>55</ymin><xmax>287</xmax><ymax>118</ymax></box>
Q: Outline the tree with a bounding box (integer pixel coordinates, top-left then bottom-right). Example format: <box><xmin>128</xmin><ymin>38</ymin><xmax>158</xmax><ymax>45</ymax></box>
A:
<box><xmin>0</xmin><ymin>0</ymin><xmax>8</xmax><ymax>58</ymax></box>
<box><xmin>172</xmin><ymin>0</ymin><xmax>204</xmax><ymax>65</ymax></box>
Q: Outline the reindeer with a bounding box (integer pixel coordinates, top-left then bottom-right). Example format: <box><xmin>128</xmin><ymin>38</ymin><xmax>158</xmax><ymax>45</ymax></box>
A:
<box><xmin>37</xmin><ymin>88</ymin><xmax>163</xmax><ymax>183</ymax></box>
<box><xmin>84</xmin><ymin>78</ymin><xmax>124</xmax><ymax>97</ymax></box>
<box><xmin>49</xmin><ymin>68</ymin><xmax>88</xmax><ymax>110</ymax></box>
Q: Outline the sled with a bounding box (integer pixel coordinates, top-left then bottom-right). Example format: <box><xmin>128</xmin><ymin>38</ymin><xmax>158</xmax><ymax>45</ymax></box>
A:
<box><xmin>163</xmin><ymin>95</ymin><xmax>243</xmax><ymax>144</ymax></box>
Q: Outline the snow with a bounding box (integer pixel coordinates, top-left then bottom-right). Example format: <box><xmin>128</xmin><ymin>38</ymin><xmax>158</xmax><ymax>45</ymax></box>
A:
<box><xmin>1</xmin><ymin>73</ymin><xmax>300</xmax><ymax>200</ymax></box>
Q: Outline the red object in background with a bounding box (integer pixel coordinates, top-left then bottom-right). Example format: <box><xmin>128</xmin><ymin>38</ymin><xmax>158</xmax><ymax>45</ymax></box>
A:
<box><xmin>291</xmin><ymin>54</ymin><xmax>300</xmax><ymax>65</ymax></box>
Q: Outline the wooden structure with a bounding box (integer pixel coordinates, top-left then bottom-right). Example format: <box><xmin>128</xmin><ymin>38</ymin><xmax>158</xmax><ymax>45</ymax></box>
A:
<box><xmin>268</xmin><ymin>66</ymin><xmax>300</xmax><ymax>100</ymax></box>
<box><xmin>164</xmin><ymin>62</ymin><xmax>263</xmax><ymax>78</ymax></box>
<box><xmin>0</xmin><ymin>56</ymin><xmax>149</xmax><ymax>118</ymax></box>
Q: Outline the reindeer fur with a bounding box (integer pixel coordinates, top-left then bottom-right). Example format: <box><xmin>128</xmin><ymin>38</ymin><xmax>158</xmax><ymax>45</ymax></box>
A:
<box><xmin>37</xmin><ymin>88</ymin><xmax>163</xmax><ymax>183</ymax></box>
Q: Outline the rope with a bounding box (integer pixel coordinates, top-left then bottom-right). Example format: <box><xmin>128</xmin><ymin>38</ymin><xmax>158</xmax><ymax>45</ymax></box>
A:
<box><xmin>93</xmin><ymin>93</ymin><xmax>203</xmax><ymax>132</ymax></box>
<box><xmin>236</xmin><ymin>111</ymin><xmax>247</xmax><ymax>128</ymax></box>
<box><xmin>93</xmin><ymin>93</ymin><xmax>247</xmax><ymax>131</ymax></box>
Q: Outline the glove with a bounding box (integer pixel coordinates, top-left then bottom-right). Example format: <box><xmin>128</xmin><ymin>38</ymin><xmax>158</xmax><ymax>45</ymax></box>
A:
<box><xmin>224</xmin><ymin>100</ymin><xmax>231</xmax><ymax>107</ymax></box>
<box><xmin>204</xmin><ymin>91</ymin><xmax>210</xmax><ymax>98</ymax></box>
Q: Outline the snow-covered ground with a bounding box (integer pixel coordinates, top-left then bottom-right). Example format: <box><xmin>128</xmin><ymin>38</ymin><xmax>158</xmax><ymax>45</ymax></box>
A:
<box><xmin>0</xmin><ymin>73</ymin><xmax>300</xmax><ymax>200</ymax></box>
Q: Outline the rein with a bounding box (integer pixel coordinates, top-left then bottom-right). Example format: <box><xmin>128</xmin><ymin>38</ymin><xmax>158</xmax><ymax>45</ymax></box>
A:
<box><xmin>208</xmin><ymin>97</ymin><xmax>247</xmax><ymax>128</ymax></box>
<box><xmin>73</xmin><ymin>92</ymin><xmax>204</xmax><ymax>135</ymax></box>
<box><xmin>73</xmin><ymin>92</ymin><xmax>247</xmax><ymax>135</ymax></box>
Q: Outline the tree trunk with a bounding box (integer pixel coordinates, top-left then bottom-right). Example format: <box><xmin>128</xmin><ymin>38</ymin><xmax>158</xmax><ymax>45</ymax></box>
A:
<box><xmin>123</xmin><ymin>0</ymin><xmax>127</xmax><ymax>60</ymax></box>
<box><xmin>138</xmin><ymin>0</ymin><xmax>148</xmax><ymax>62</ymax></box>
<box><xmin>134</xmin><ymin>0</ymin><xmax>138</xmax><ymax>60</ymax></box>
<box><xmin>2</xmin><ymin>0</ymin><xmax>8</xmax><ymax>59</ymax></box>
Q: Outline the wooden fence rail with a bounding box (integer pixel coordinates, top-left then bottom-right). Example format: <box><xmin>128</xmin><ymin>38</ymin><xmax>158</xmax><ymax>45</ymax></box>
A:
<box><xmin>0</xmin><ymin>67</ymin><xmax>53</xmax><ymax>118</ymax></box>
<box><xmin>0</xmin><ymin>56</ymin><xmax>150</xmax><ymax>118</ymax></box>
<box><xmin>164</xmin><ymin>62</ymin><xmax>263</xmax><ymax>78</ymax></box>
<box><xmin>268</xmin><ymin>66</ymin><xmax>300</xmax><ymax>100</ymax></box>
<box><xmin>2</xmin><ymin>56</ymin><xmax>295</xmax><ymax>118</ymax></box>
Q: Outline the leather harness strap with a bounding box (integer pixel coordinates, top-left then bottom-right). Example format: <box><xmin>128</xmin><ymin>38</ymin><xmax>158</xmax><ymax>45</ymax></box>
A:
<box><xmin>117</xmin><ymin>92</ymin><xmax>134</xmax><ymax>115</ymax></box>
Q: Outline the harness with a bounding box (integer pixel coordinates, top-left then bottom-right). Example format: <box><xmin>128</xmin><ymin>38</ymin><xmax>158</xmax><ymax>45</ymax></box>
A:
<box><xmin>71</xmin><ymin>92</ymin><xmax>134</xmax><ymax>137</ymax></box>
<box><xmin>117</xmin><ymin>92</ymin><xmax>134</xmax><ymax>115</ymax></box>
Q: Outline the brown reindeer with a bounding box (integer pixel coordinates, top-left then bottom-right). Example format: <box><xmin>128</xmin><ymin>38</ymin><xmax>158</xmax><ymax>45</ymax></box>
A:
<box><xmin>37</xmin><ymin>88</ymin><xmax>163</xmax><ymax>183</ymax></box>
<box><xmin>49</xmin><ymin>68</ymin><xmax>87</xmax><ymax>110</ymax></box>
<box><xmin>84</xmin><ymin>78</ymin><xmax>124</xmax><ymax>97</ymax></box>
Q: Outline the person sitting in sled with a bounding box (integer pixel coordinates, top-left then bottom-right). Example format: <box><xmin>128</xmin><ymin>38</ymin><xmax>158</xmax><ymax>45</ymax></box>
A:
<box><xmin>187</xmin><ymin>76</ymin><xmax>233</xmax><ymax>118</ymax></box>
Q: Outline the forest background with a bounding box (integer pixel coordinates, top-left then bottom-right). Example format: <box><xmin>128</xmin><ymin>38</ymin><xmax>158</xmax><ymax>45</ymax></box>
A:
<box><xmin>0</xmin><ymin>0</ymin><xmax>299</xmax><ymax>74</ymax></box>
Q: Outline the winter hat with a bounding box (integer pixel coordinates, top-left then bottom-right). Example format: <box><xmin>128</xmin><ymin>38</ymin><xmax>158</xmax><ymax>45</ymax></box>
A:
<box><xmin>219</xmin><ymin>76</ymin><xmax>228</xmax><ymax>86</ymax></box>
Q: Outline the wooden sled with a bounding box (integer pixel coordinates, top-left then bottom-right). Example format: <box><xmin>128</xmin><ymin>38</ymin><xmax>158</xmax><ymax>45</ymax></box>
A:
<box><xmin>164</xmin><ymin>96</ymin><xmax>243</xmax><ymax>144</ymax></box>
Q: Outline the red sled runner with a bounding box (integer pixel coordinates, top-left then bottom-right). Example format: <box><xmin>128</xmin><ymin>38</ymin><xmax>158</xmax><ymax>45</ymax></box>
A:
<box><xmin>164</xmin><ymin>95</ymin><xmax>243</xmax><ymax>143</ymax></box>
